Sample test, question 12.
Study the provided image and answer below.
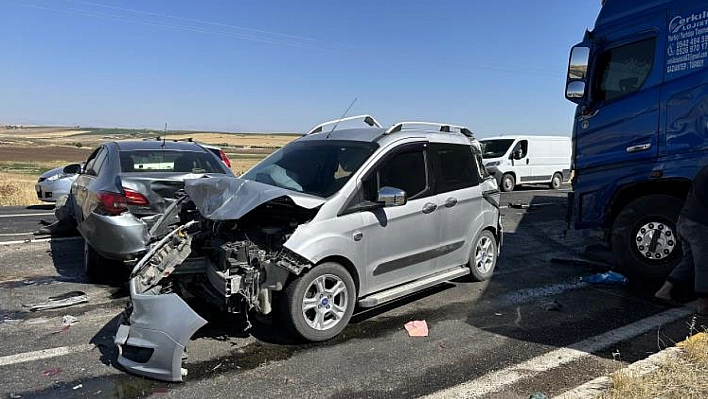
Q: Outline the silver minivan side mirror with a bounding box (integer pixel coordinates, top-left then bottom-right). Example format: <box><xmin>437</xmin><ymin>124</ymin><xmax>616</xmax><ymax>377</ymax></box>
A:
<box><xmin>377</xmin><ymin>186</ymin><xmax>407</xmax><ymax>207</ymax></box>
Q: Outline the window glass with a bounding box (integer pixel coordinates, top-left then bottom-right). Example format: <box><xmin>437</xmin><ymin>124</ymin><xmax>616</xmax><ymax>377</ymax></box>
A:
<box><xmin>512</xmin><ymin>140</ymin><xmax>528</xmax><ymax>159</ymax></box>
<box><xmin>242</xmin><ymin>140</ymin><xmax>377</xmax><ymax>198</ymax></box>
<box><xmin>480</xmin><ymin>139</ymin><xmax>515</xmax><ymax>159</ymax></box>
<box><xmin>83</xmin><ymin>147</ymin><xmax>103</xmax><ymax>176</ymax></box>
<box><xmin>364</xmin><ymin>147</ymin><xmax>429</xmax><ymax>201</ymax></box>
<box><xmin>434</xmin><ymin>144</ymin><xmax>480</xmax><ymax>193</ymax></box>
<box><xmin>86</xmin><ymin>148</ymin><xmax>107</xmax><ymax>176</ymax></box>
<box><xmin>119</xmin><ymin>150</ymin><xmax>225</xmax><ymax>174</ymax></box>
<box><xmin>592</xmin><ymin>38</ymin><xmax>655</xmax><ymax>102</ymax></box>
<box><xmin>93</xmin><ymin>148</ymin><xmax>109</xmax><ymax>176</ymax></box>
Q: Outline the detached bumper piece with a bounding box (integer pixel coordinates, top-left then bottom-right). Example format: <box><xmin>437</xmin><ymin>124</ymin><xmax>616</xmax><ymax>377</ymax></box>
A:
<box><xmin>115</xmin><ymin>279</ymin><xmax>207</xmax><ymax>382</ymax></box>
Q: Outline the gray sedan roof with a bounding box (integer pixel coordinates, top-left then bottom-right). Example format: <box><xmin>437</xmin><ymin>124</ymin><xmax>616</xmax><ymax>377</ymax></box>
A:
<box><xmin>114</xmin><ymin>140</ymin><xmax>211</xmax><ymax>152</ymax></box>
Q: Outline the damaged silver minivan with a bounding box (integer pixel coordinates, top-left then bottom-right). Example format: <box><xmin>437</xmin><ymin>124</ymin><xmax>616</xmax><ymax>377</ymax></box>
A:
<box><xmin>115</xmin><ymin>116</ymin><xmax>502</xmax><ymax>381</ymax></box>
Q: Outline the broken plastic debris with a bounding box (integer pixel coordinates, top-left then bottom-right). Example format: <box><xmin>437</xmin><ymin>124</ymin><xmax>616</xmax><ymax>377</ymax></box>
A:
<box><xmin>494</xmin><ymin>312</ymin><xmax>503</xmax><ymax>316</ymax></box>
<box><xmin>9</xmin><ymin>394</ymin><xmax>22</xmax><ymax>399</ymax></box>
<box><xmin>26</xmin><ymin>291</ymin><xmax>89</xmax><ymax>312</ymax></box>
<box><xmin>72</xmin><ymin>384</ymin><xmax>83</xmax><ymax>390</ymax></box>
<box><xmin>404</xmin><ymin>320</ymin><xmax>429</xmax><ymax>337</ymax></box>
<box><xmin>41</xmin><ymin>368</ymin><xmax>62</xmax><ymax>377</ymax></box>
<box><xmin>581</xmin><ymin>271</ymin><xmax>628</xmax><ymax>285</ymax></box>
<box><xmin>61</xmin><ymin>315</ymin><xmax>78</xmax><ymax>326</ymax></box>
<box><xmin>528</xmin><ymin>393</ymin><xmax>548</xmax><ymax>399</ymax></box>
<box><xmin>539</xmin><ymin>300</ymin><xmax>562</xmax><ymax>312</ymax></box>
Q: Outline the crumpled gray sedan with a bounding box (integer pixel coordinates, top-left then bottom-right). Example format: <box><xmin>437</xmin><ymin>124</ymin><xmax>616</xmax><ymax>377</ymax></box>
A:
<box><xmin>70</xmin><ymin>140</ymin><xmax>234</xmax><ymax>279</ymax></box>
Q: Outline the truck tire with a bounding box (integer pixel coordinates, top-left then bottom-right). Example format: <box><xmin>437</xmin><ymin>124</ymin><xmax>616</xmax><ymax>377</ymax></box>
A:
<box><xmin>610</xmin><ymin>194</ymin><xmax>684</xmax><ymax>281</ymax></box>
<box><xmin>501</xmin><ymin>173</ymin><xmax>515</xmax><ymax>192</ymax></box>
<box><xmin>549</xmin><ymin>173</ymin><xmax>563</xmax><ymax>190</ymax></box>
<box><xmin>468</xmin><ymin>230</ymin><xmax>498</xmax><ymax>282</ymax></box>
<box><xmin>282</xmin><ymin>262</ymin><xmax>355</xmax><ymax>342</ymax></box>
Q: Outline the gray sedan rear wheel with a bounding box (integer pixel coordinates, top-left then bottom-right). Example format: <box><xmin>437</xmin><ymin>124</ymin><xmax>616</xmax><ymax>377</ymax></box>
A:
<box><xmin>282</xmin><ymin>262</ymin><xmax>355</xmax><ymax>342</ymax></box>
<box><xmin>84</xmin><ymin>242</ymin><xmax>105</xmax><ymax>282</ymax></box>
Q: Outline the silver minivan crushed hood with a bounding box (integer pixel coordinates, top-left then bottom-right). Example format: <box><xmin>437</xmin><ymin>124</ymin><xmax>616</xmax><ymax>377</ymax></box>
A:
<box><xmin>185</xmin><ymin>177</ymin><xmax>325</xmax><ymax>221</ymax></box>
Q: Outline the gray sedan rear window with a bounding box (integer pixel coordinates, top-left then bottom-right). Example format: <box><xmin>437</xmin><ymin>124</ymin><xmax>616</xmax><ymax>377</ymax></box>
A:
<box><xmin>120</xmin><ymin>150</ymin><xmax>224</xmax><ymax>173</ymax></box>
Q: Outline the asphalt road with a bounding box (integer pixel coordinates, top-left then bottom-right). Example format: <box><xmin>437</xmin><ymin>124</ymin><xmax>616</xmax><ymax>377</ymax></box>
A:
<box><xmin>0</xmin><ymin>186</ymin><xmax>701</xmax><ymax>399</ymax></box>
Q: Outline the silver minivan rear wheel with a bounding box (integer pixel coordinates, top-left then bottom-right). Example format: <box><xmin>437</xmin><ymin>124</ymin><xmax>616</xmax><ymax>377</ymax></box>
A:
<box><xmin>468</xmin><ymin>230</ymin><xmax>498</xmax><ymax>281</ymax></box>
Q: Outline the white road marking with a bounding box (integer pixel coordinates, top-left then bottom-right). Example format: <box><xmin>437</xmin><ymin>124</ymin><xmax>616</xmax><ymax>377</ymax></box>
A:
<box><xmin>421</xmin><ymin>305</ymin><xmax>696</xmax><ymax>399</ymax></box>
<box><xmin>0</xmin><ymin>213</ymin><xmax>55</xmax><ymax>218</ymax></box>
<box><xmin>0</xmin><ymin>236</ymin><xmax>82</xmax><ymax>246</ymax></box>
<box><xmin>0</xmin><ymin>344</ymin><xmax>94</xmax><ymax>367</ymax></box>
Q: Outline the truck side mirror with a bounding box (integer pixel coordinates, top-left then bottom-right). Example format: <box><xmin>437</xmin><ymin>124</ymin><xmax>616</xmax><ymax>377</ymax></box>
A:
<box><xmin>565</xmin><ymin>46</ymin><xmax>590</xmax><ymax>104</ymax></box>
<box><xmin>62</xmin><ymin>163</ymin><xmax>82</xmax><ymax>174</ymax></box>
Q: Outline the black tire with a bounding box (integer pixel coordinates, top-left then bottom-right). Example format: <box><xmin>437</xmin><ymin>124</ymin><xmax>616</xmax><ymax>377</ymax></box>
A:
<box><xmin>468</xmin><ymin>230</ymin><xmax>498</xmax><ymax>281</ymax></box>
<box><xmin>84</xmin><ymin>242</ymin><xmax>106</xmax><ymax>282</ymax></box>
<box><xmin>550</xmin><ymin>172</ymin><xmax>563</xmax><ymax>190</ymax></box>
<box><xmin>500</xmin><ymin>173</ymin><xmax>515</xmax><ymax>192</ymax></box>
<box><xmin>610</xmin><ymin>194</ymin><xmax>684</xmax><ymax>282</ymax></box>
<box><xmin>281</xmin><ymin>262</ymin><xmax>355</xmax><ymax>342</ymax></box>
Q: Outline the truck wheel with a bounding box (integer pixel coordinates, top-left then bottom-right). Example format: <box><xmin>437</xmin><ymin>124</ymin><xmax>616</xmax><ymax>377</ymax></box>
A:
<box><xmin>549</xmin><ymin>173</ymin><xmax>563</xmax><ymax>190</ymax></box>
<box><xmin>501</xmin><ymin>174</ymin><xmax>515</xmax><ymax>192</ymax></box>
<box><xmin>282</xmin><ymin>262</ymin><xmax>355</xmax><ymax>342</ymax></box>
<box><xmin>610</xmin><ymin>194</ymin><xmax>684</xmax><ymax>281</ymax></box>
<box><xmin>84</xmin><ymin>242</ymin><xmax>106</xmax><ymax>282</ymax></box>
<box><xmin>468</xmin><ymin>230</ymin><xmax>498</xmax><ymax>282</ymax></box>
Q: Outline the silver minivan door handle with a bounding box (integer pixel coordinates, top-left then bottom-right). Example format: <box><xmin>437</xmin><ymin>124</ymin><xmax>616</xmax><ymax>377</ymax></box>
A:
<box><xmin>444</xmin><ymin>198</ymin><xmax>457</xmax><ymax>208</ymax></box>
<box><xmin>626</xmin><ymin>143</ymin><xmax>651</xmax><ymax>153</ymax></box>
<box><xmin>353</xmin><ymin>231</ymin><xmax>363</xmax><ymax>241</ymax></box>
<box><xmin>422</xmin><ymin>203</ymin><xmax>438</xmax><ymax>214</ymax></box>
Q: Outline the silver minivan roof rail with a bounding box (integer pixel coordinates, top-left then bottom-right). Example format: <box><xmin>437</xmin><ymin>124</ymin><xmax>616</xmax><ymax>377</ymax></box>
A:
<box><xmin>385</xmin><ymin>121</ymin><xmax>474</xmax><ymax>138</ymax></box>
<box><xmin>307</xmin><ymin>114</ymin><xmax>382</xmax><ymax>135</ymax></box>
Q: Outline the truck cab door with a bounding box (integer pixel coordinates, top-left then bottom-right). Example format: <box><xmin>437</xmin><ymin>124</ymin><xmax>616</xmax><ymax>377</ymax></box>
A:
<box><xmin>575</xmin><ymin>16</ymin><xmax>664</xmax><ymax>171</ymax></box>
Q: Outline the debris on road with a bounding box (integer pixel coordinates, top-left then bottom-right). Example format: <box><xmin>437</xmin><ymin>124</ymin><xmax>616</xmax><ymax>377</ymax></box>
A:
<box><xmin>404</xmin><ymin>320</ymin><xmax>429</xmax><ymax>337</ymax></box>
<box><xmin>528</xmin><ymin>393</ymin><xmax>548</xmax><ymax>399</ymax></box>
<box><xmin>61</xmin><ymin>315</ymin><xmax>78</xmax><ymax>326</ymax></box>
<box><xmin>581</xmin><ymin>271</ymin><xmax>628</xmax><ymax>285</ymax></box>
<box><xmin>9</xmin><ymin>394</ymin><xmax>22</xmax><ymax>399</ymax></box>
<box><xmin>26</xmin><ymin>291</ymin><xmax>89</xmax><ymax>312</ymax></box>
<box><xmin>539</xmin><ymin>300</ymin><xmax>563</xmax><ymax>312</ymax></box>
<box><xmin>508</xmin><ymin>203</ymin><xmax>530</xmax><ymax>209</ymax></box>
<box><xmin>494</xmin><ymin>312</ymin><xmax>503</xmax><ymax>316</ymax></box>
<box><xmin>72</xmin><ymin>384</ymin><xmax>83</xmax><ymax>390</ymax></box>
<box><xmin>41</xmin><ymin>368</ymin><xmax>62</xmax><ymax>377</ymax></box>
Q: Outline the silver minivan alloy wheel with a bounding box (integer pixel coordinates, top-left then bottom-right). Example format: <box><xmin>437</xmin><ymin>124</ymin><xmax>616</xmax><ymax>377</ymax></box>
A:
<box><xmin>301</xmin><ymin>274</ymin><xmax>349</xmax><ymax>331</ymax></box>
<box><xmin>475</xmin><ymin>234</ymin><xmax>496</xmax><ymax>275</ymax></box>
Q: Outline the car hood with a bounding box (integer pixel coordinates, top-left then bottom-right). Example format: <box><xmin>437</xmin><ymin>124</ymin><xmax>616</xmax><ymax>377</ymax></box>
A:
<box><xmin>39</xmin><ymin>166</ymin><xmax>67</xmax><ymax>179</ymax></box>
<box><xmin>184</xmin><ymin>176</ymin><xmax>326</xmax><ymax>221</ymax></box>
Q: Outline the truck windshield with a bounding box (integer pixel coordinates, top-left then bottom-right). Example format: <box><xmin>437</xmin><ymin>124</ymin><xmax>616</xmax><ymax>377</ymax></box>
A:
<box><xmin>242</xmin><ymin>140</ymin><xmax>378</xmax><ymax>198</ymax></box>
<box><xmin>480</xmin><ymin>139</ymin><xmax>515</xmax><ymax>159</ymax></box>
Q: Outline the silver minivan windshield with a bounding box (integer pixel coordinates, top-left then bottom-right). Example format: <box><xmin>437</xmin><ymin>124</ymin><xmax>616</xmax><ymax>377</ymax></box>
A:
<box><xmin>480</xmin><ymin>139</ymin><xmax>515</xmax><ymax>159</ymax></box>
<box><xmin>241</xmin><ymin>140</ymin><xmax>378</xmax><ymax>198</ymax></box>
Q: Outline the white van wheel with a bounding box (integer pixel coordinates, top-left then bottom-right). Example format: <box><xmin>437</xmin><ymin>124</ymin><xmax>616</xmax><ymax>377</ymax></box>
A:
<box><xmin>550</xmin><ymin>173</ymin><xmax>563</xmax><ymax>189</ymax></box>
<box><xmin>501</xmin><ymin>174</ymin><xmax>515</xmax><ymax>192</ymax></box>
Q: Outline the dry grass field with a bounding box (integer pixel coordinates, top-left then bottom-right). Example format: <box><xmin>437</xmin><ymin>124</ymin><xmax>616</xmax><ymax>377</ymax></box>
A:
<box><xmin>601</xmin><ymin>331</ymin><xmax>708</xmax><ymax>399</ymax></box>
<box><xmin>0</xmin><ymin>126</ymin><xmax>291</xmax><ymax>206</ymax></box>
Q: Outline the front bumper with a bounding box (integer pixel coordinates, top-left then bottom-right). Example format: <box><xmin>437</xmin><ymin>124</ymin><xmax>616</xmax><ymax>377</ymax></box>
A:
<box><xmin>115</xmin><ymin>278</ymin><xmax>207</xmax><ymax>382</ymax></box>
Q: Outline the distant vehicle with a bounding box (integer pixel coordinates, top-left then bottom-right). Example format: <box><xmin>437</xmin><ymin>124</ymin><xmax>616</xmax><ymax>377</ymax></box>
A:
<box><xmin>564</xmin><ymin>0</ymin><xmax>708</xmax><ymax>280</ymax></box>
<box><xmin>115</xmin><ymin>115</ymin><xmax>502</xmax><ymax>381</ymax></box>
<box><xmin>35</xmin><ymin>142</ymin><xmax>230</xmax><ymax>203</ymax></box>
<box><xmin>69</xmin><ymin>140</ymin><xmax>234</xmax><ymax>279</ymax></box>
<box><xmin>35</xmin><ymin>164</ymin><xmax>81</xmax><ymax>202</ymax></box>
<box><xmin>479</xmin><ymin>135</ymin><xmax>571</xmax><ymax>192</ymax></box>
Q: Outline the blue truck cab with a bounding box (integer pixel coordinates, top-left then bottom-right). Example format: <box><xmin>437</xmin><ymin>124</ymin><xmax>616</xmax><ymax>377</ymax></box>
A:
<box><xmin>565</xmin><ymin>0</ymin><xmax>708</xmax><ymax>280</ymax></box>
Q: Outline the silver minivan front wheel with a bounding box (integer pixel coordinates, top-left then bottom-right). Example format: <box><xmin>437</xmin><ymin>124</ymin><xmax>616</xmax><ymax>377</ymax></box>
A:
<box><xmin>283</xmin><ymin>262</ymin><xmax>356</xmax><ymax>342</ymax></box>
<box><xmin>469</xmin><ymin>230</ymin><xmax>498</xmax><ymax>282</ymax></box>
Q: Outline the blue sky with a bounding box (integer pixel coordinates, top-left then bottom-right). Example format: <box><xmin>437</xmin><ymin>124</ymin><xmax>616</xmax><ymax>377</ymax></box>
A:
<box><xmin>0</xmin><ymin>0</ymin><xmax>600</xmax><ymax>136</ymax></box>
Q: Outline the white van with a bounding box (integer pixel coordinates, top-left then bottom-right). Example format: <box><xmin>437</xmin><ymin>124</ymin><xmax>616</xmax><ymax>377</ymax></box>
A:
<box><xmin>479</xmin><ymin>135</ymin><xmax>571</xmax><ymax>192</ymax></box>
